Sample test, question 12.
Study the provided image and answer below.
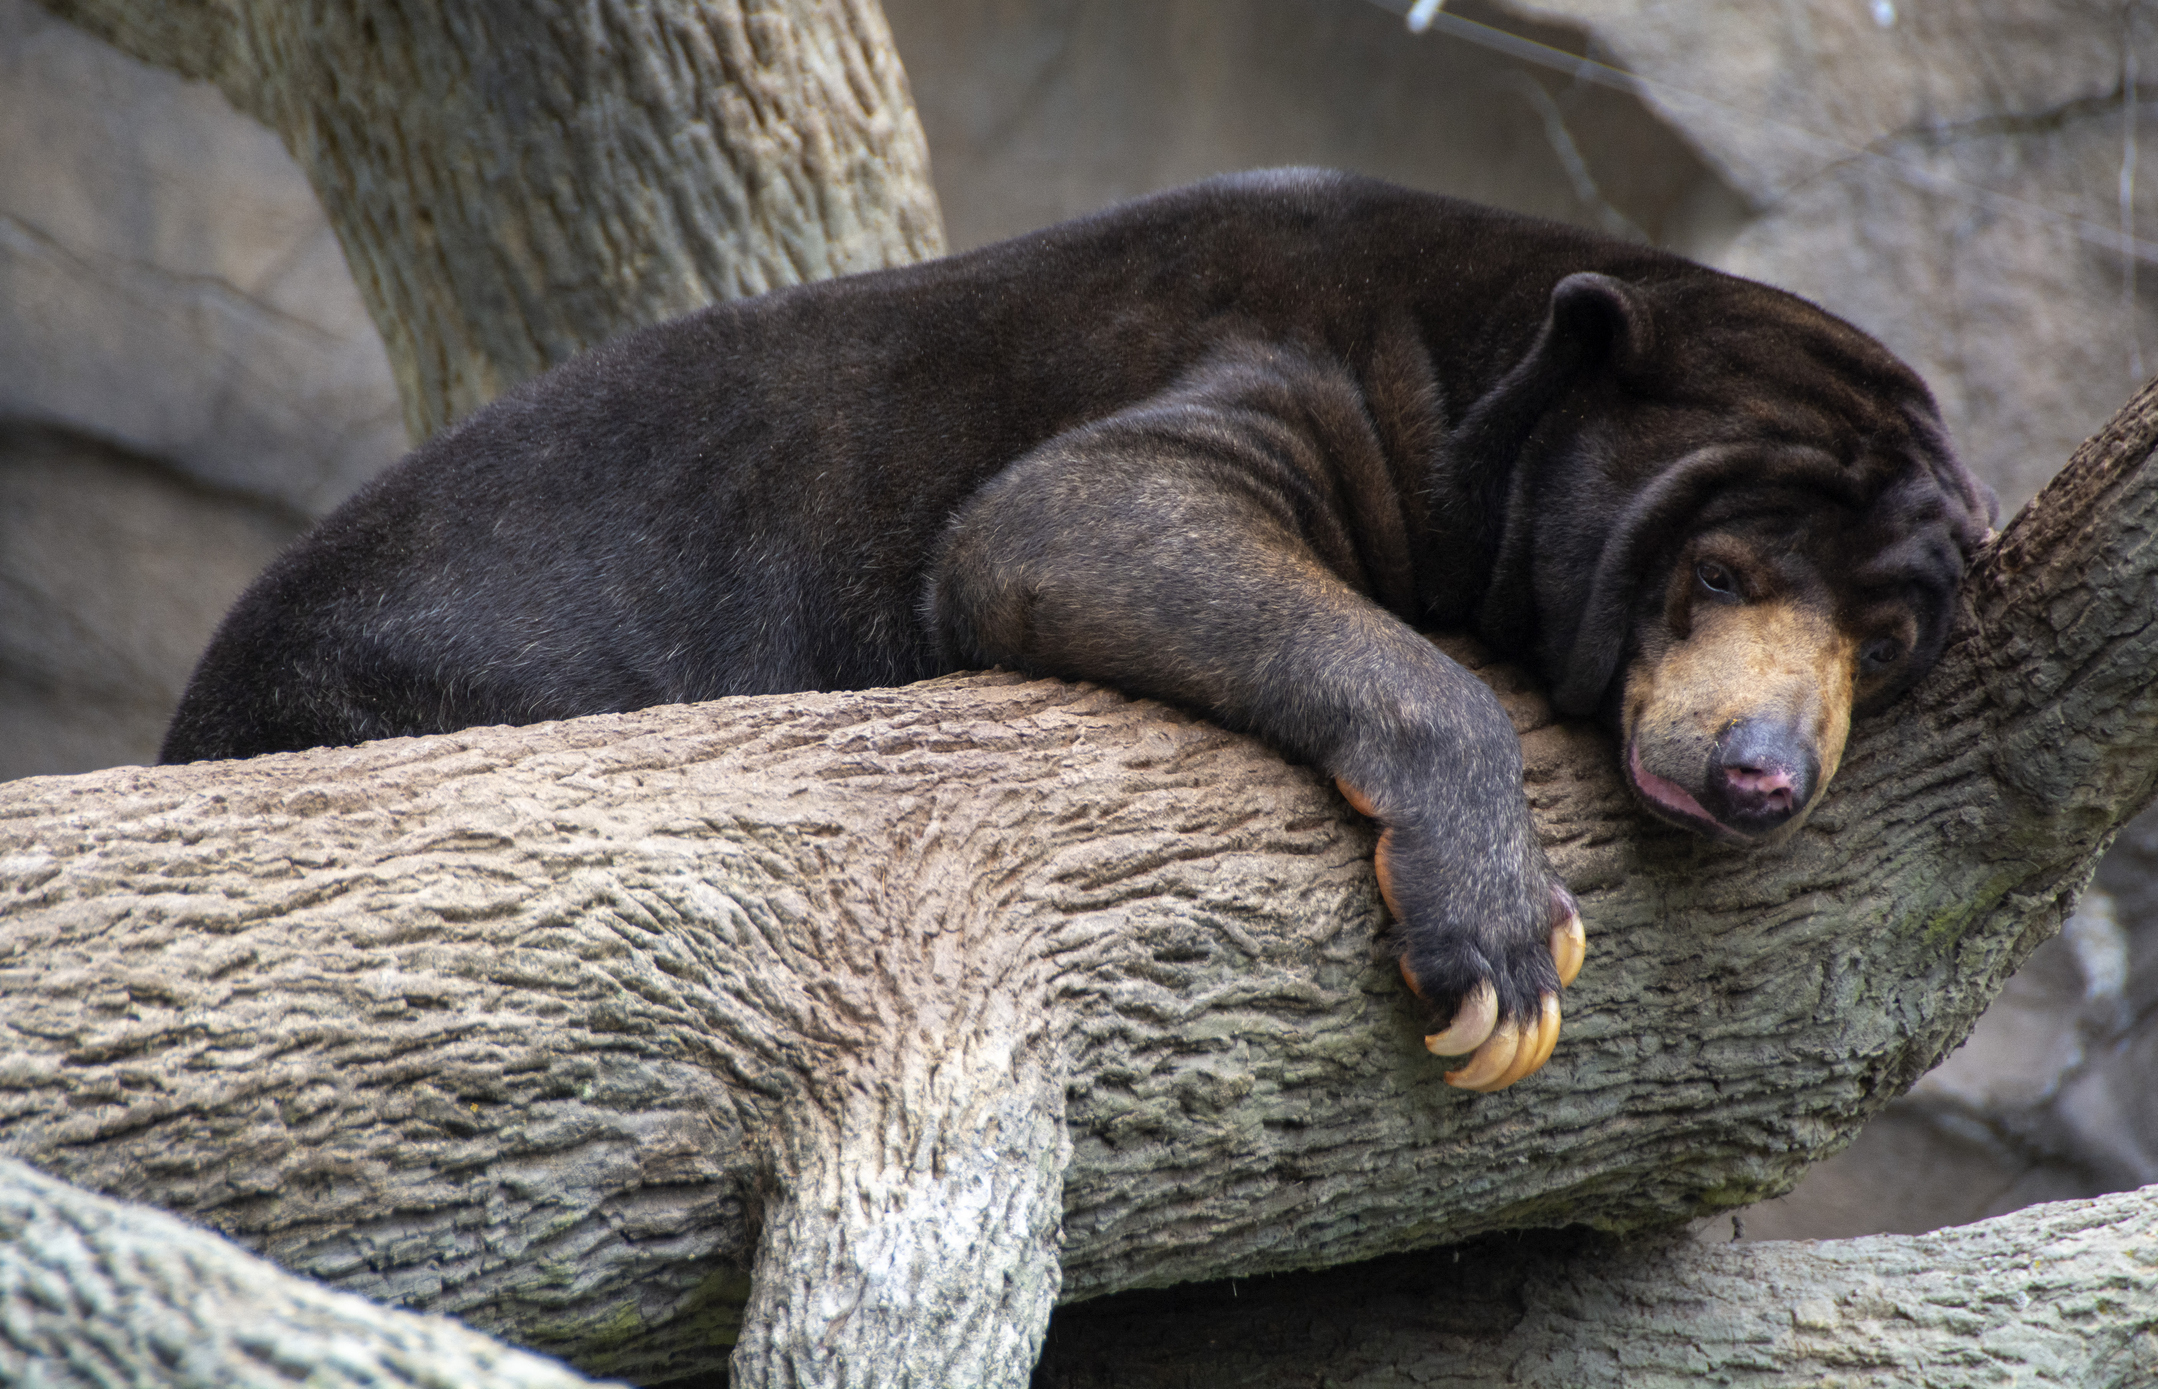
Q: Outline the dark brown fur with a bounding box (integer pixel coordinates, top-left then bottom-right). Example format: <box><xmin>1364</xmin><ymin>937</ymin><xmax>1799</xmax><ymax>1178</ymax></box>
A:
<box><xmin>163</xmin><ymin>171</ymin><xmax>1996</xmax><ymax>1050</ymax></box>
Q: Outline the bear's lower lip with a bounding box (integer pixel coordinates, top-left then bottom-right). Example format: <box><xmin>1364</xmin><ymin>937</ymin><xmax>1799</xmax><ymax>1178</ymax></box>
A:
<box><xmin>1626</xmin><ymin>741</ymin><xmax>1754</xmax><ymax>844</ymax></box>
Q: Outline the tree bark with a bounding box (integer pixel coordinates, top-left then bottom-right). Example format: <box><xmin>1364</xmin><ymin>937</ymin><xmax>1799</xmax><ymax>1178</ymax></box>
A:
<box><xmin>9</xmin><ymin>1161</ymin><xmax>2157</xmax><ymax>1389</ymax></box>
<box><xmin>4</xmin><ymin>381</ymin><xmax>2157</xmax><ymax>1384</ymax></box>
<box><xmin>0</xmin><ymin>1157</ymin><xmax>605</xmax><ymax>1389</ymax></box>
<box><xmin>32</xmin><ymin>0</ymin><xmax>946</xmax><ymax>441</ymax></box>
<box><xmin>1035</xmin><ymin>1183</ymin><xmax>2158</xmax><ymax>1389</ymax></box>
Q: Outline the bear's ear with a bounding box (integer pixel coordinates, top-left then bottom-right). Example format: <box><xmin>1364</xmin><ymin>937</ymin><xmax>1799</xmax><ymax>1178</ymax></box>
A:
<box><xmin>1449</xmin><ymin>272</ymin><xmax>1656</xmax><ymax>470</ymax></box>
<box><xmin>1546</xmin><ymin>272</ymin><xmax>1656</xmax><ymax>379</ymax></box>
<box><xmin>1454</xmin><ymin>274</ymin><xmax>1663</xmax><ymax>711</ymax></box>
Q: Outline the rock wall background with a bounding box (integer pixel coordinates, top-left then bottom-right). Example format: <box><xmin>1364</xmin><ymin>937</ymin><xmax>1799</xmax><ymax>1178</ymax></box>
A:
<box><xmin>0</xmin><ymin>0</ymin><xmax>384</xmax><ymax>777</ymax></box>
<box><xmin>1</xmin><ymin>0</ymin><xmax>2152</xmax><ymax>1242</ymax></box>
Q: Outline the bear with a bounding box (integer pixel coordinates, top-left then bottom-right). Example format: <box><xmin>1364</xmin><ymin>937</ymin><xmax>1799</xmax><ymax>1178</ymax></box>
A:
<box><xmin>162</xmin><ymin>169</ymin><xmax>1997</xmax><ymax>1091</ymax></box>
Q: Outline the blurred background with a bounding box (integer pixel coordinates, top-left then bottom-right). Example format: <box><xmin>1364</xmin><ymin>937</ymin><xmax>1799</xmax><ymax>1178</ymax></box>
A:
<box><xmin>2</xmin><ymin>0</ymin><xmax>2153</xmax><ymax>1242</ymax></box>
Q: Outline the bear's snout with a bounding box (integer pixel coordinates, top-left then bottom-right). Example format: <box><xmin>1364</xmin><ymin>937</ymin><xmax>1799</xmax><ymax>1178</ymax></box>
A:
<box><xmin>1620</xmin><ymin>584</ymin><xmax>1859</xmax><ymax>846</ymax></box>
<box><xmin>1705</xmin><ymin>718</ymin><xmax>1820</xmax><ymax>834</ymax></box>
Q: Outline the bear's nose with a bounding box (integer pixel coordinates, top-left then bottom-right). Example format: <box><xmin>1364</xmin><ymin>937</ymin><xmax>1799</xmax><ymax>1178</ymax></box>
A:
<box><xmin>1709</xmin><ymin>719</ymin><xmax>1818</xmax><ymax>831</ymax></box>
<box><xmin>1724</xmin><ymin>762</ymin><xmax>1796</xmax><ymax>815</ymax></box>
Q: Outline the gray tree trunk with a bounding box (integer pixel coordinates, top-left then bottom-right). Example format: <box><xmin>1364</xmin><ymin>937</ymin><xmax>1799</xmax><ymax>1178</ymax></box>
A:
<box><xmin>33</xmin><ymin>0</ymin><xmax>946</xmax><ymax>440</ymax></box>
<box><xmin>4</xmin><ymin>382</ymin><xmax>2157</xmax><ymax>1386</ymax></box>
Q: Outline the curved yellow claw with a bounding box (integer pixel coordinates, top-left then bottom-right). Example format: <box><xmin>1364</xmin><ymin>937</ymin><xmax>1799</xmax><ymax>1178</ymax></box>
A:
<box><xmin>1442</xmin><ymin>1019</ymin><xmax>1522</xmax><ymax>1088</ymax></box>
<box><xmin>1492</xmin><ymin>993</ymin><xmax>1561</xmax><ymax>1089</ymax></box>
<box><xmin>1449</xmin><ymin>993</ymin><xmax>1562</xmax><ymax>1092</ymax></box>
<box><xmin>1527</xmin><ymin>993</ymin><xmax>1563</xmax><ymax>1072</ymax></box>
<box><xmin>1552</xmin><ymin>910</ymin><xmax>1586</xmax><ymax>988</ymax></box>
<box><xmin>1423</xmin><ymin>979</ymin><xmax>1498</xmax><ymax>1056</ymax></box>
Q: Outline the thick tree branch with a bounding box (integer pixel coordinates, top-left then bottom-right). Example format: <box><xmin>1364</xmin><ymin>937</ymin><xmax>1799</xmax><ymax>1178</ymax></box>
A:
<box><xmin>3</xmin><ymin>383</ymin><xmax>2156</xmax><ymax>1383</ymax></box>
<box><xmin>33</xmin><ymin>0</ymin><xmax>946</xmax><ymax>439</ymax></box>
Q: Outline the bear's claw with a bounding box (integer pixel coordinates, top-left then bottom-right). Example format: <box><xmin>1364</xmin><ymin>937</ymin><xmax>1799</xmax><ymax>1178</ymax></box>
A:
<box><xmin>1445</xmin><ymin>991</ymin><xmax>1561</xmax><ymax>1090</ymax></box>
<box><xmin>1442</xmin><ymin>1018</ymin><xmax>1520</xmax><ymax>1087</ymax></box>
<box><xmin>1419</xmin><ymin>976</ymin><xmax>1497</xmax><ymax>1055</ymax></box>
<box><xmin>1551</xmin><ymin>888</ymin><xmax>1586</xmax><ymax>988</ymax></box>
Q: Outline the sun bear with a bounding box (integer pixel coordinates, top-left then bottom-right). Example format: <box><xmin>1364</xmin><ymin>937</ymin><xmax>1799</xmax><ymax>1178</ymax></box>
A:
<box><xmin>163</xmin><ymin>170</ymin><xmax>1997</xmax><ymax>1090</ymax></box>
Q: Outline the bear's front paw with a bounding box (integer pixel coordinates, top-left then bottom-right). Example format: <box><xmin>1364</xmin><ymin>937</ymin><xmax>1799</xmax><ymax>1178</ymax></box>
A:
<box><xmin>1407</xmin><ymin>884</ymin><xmax>1584</xmax><ymax>1091</ymax></box>
<box><xmin>1340</xmin><ymin>777</ymin><xmax>1584</xmax><ymax>1091</ymax></box>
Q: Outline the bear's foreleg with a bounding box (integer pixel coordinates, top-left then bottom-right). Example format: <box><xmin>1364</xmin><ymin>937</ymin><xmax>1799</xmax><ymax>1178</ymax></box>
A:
<box><xmin>927</xmin><ymin>362</ymin><xmax>1581</xmax><ymax>1089</ymax></box>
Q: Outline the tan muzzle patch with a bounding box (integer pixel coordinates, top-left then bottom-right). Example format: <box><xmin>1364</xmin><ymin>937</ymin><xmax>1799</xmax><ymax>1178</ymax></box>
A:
<box><xmin>1623</xmin><ymin>597</ymin><xmax>1857</xmax><ymax>841</ymax></box>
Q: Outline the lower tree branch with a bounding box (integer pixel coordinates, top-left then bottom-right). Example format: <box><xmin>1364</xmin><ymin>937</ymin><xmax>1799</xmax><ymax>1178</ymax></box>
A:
<box><xmin>1038</xmin><ymin>1182</ymin><xmax>2158</xmax><ymax>1388</ymax></box>
<box><xmin>0</xmin><ymin>1157</ymin><xmax>604</xmax><ymax>1389</ymax></box>
<box><xmin>8</xmin><ymin>1152</ymin><xmax>2153</xmax><ymax>1388</ymax></box>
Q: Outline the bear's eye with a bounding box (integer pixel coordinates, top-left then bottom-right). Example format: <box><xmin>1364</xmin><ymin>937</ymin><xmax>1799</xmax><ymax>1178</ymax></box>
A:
<box><xmin>1859</xmin><ymin>636</ymin><xmax>1904</xmax><ymax>673</ymax></box>
<box><xmin>1694</xmin><ymin>561</ymin><xmax>1739</xmax><ymax>599</ymax></box>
